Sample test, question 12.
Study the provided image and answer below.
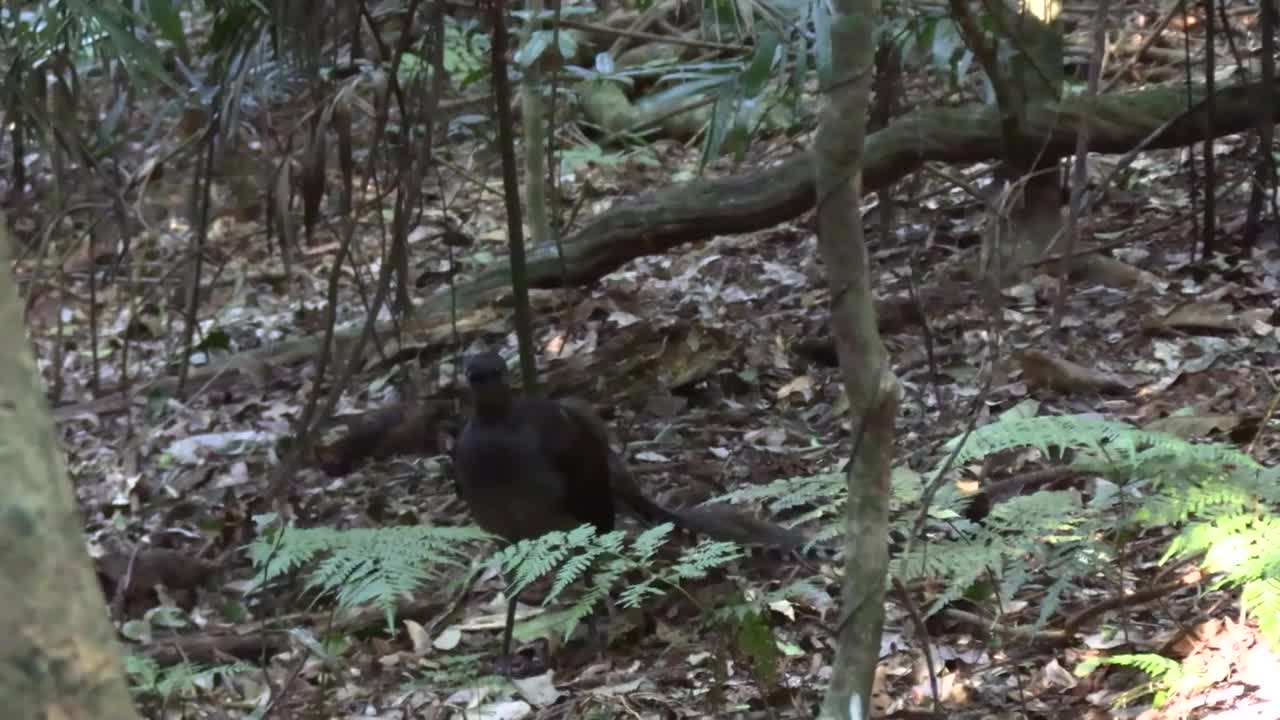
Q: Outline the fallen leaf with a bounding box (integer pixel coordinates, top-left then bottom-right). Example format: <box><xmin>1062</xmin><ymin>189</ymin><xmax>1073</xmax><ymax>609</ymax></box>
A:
<box><xmin>468</xmin><ymin>700</ymin><xmax>532</xmax><ymax>720</ymax></box>
<box><xmin>592</xmin><ymin>678</ymin><xmax>645</xmax><ymax>696</ymax></box>
<box><xmin>775</xmin><ymin>374</ymin><xmax>815</xmax><ymax>401</ymax></box>
<box><xmin>1040</xmin><ymin>658</ymin><xmax>1078</xmax><ymax>689</ymax></box>
<box><xmin>511</xmin><ymin>671</ymin><xmax>561</xmax><ymax>707</ymax></box>
<box><xmin>768</xmin><ymin>599</ymin><xmax>796</xmax><ymax>621</ymax></box>
<box><xmin>431</xmin><ymin>625</ymin><xmax>461</xmax><ymax>651</ymax></box>
<box><xmin>166</xmin><ymin>431</ymin><xmax>276</xmax><ymax>464</ymax></box>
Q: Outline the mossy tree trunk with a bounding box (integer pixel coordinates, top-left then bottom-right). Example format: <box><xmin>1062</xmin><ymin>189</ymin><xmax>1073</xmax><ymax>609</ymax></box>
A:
<box><xmin>812</xmin><ymin>0</ymin><xmax>903</xmax><ymax>718</ymax></box>
<box><xmin>0</xmin><ymin>216</ymin><xmax>141</xmax><ymax>719</ymax></box>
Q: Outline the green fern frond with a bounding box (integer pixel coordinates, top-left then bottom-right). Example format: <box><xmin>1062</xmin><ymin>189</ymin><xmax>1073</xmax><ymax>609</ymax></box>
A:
<box><xmin>1037</xmin><ymin>554</ymin><xmax>1089</xmax><ymax>628</ymax></box>
<box><xmin>490</xmin><ymin>525</ymin><xmax>745</xmax><ymax>643</ymax></box>
<box><xmin>125</xmin><ymin>655</ymin><xmax>254</xmax><ymax>700</ymax></box>
<box><xmin>1242</xmin><ymin>578</ymin><xmax>1280</xmax><ymax>646</ymax></box>
<box><xmin>245</xmin><ymin>521</ymin><xmax>491</xmax><ymax>633</ymax></box>
<box><xmin>714</xmin><ymin>472</ymin><xmax>847</xmax><ymax>519</ymax></box>
<box><xmin>998</xmin><ymin>562</ymin><xmax>1030</xmax><ymax>610</ymax></box>
<box><xmin>769</xmin><ymin>578</ymin><xmax>825</xmax><ymax>602</ymax></box>
<box><xmin>547</xmin><ymin>546</ymin><xmax>604</xmax><ymax>603</ymax></box>
<box><xmin>673</xmin><ymin>540</ymin><xmax>743</xmax><ymax>580</ymax></box>
<box><xmin>632</xmin><ymin>522</ymin><xmax>678</xmax><ymax>562</ymax></box>
<box><xmin>988</xmin><ymin>490</ymin><xmax>1084</xmax><ymax>539</ymax></box>
<box><xmin>1074</xmin><ymin>650</ymin><xmax>1207</xmax><ymax>709</ymax></box>
<box><xmin>809</xmin><ymin>523</ymin><xmax>844</xmax><ymax>547</ymax></box>
<box><xmin>903</xmin><ymin>413</ymin><xmax>1280</xmax><ymax>656</ymax></box>
<box><xmin>1076</xmin><ymin>652</ymin><xmax>1190</xmax><ymax>686</ymax></box>
<box><xmin>932</xmin><ymin>415</ymin><xmax>1134</xmax><ymax>478</ymax></box>
<box><xmin>618</xmin><ymin>578</ymin><xmax>665</xmax><ymax>608</ymax></box>
<box><xmin>304</xmin><ymin>551</ymin><xmax>425</xmax><ymax>612</ymax></box>
<box><xmin>499</xmin><ymin>530</ymin><xmax>573</xmax><ymax>591</ymax></box>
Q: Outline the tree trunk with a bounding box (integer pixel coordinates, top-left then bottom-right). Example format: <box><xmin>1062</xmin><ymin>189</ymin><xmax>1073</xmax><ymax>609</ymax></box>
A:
<box><xmin>0</xmin><ymin>214</ymin><xmax>141</xmax><ymax>719</ymax></box>
<box><xmin>811</xmin><ymin>2</ymin><xmax>903</xmax><ymax>719</ymax></box>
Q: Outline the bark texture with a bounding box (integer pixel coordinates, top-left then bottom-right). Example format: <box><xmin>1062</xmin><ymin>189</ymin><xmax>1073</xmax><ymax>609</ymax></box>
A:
<box><xmin>0</xmin><ymin>216</ymin><xmax>141</xmax><ymax>718</ymax></box>
<box><xmin>811</xmin><ymin>2</ymin><xmax>902</xmax><ymax>718</ymax></box>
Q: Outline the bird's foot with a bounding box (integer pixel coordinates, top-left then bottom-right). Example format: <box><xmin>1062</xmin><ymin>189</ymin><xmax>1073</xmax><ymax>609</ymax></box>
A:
<box><xmin>492</xmin><ymin>650</ymin><xmax>548</xmax><ymax>678</ymax></box>
<box><xmin>492</xmin><ymin>653</ymin><xmax>514</xmax><ymax>678</ymax></box>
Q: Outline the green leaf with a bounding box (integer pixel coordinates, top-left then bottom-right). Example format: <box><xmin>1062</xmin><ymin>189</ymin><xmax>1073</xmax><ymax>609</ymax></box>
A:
<box><xmin>741</xmin><ymin>31</ymin><xmax>780</xmax><ymax>98</ymax></box>
<box><xmin>63</xmin><ymin>0</ymin><xmax>184</xmax><ymax>94</ymax></box>
<box><xmin>735</xmin><ymin>610</ymin><xmax>781</xmax><ymax>685</ymax></box>
<box><xmin>647</xmin><ymin>74</ymin><xmax>731</xmax><ymax>108</ymax></box>
<box><xmin>999</xmin><ymin>399</ymin><xmax>1041</xmax><ymax>422</ymax></box>
<box><xmin>146</xmin><ymin>0</ymin><xmax>190</xmax><ymax>59</ymax></box>
<box><xmin>515</xmin><ymin>29</ymin><xmax>552</xmax><ymax>67</ymax></box>
<box><xmin>700</xmin><ymin>84</ymin><xmax>737</xmax><ymax>169</ymax></box>
<box><xmin>193</xmin><ymin>328</ymin><xmax>232</xmax><ymax>353</ymax></box>
<box><xmin>726</xmin><ymin>98</ymin><xmax>754</xmax><ymax>161</ymax></box>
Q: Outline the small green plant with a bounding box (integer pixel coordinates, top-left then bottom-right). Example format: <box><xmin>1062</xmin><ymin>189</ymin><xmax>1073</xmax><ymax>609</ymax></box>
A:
<box><xmin>943</xmin><ymin>415</ymin><xmax>1280</xmax><ymax>644</ymax></box>
<box><xmin>443</xmin><ymin>18</ymin><xmax>490</xmax><ymax>88</ymax></box>
<box><xmin>247</xmin><ymin>516</ymin><xmax>493</xmax><ymax>631</ymax></box>
<box><xmin>723</xmin><ymin>410</ymin><xmax>1279</xmax><ymax>718</ymax></box>
<box><xmin>245</xmin><ymin>514</ymin><xmax>746</xmax><ymax>654</ymax></box>
<box><xmin>1074</xmin><ymin>653</ymin><xmax>1202</xmax><ymax>710</ymax></box>
<box><xmin>492</xmin><ymin>521</ymin><xmax>743</xmax><ymax>644</ymax></box>
<box><xmin>125</xmin><ymin>655</ymin><xmax>253</xmax><ymax>702</ymax></box>
<box><xmin>726</xmin><ymin>412</ymin><xmax>1280</xmax><ymax>650</ymax></box>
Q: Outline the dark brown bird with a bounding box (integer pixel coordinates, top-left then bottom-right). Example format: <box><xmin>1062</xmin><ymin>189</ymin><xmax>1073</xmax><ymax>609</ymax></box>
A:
<box><xmin>453</xmin><ymin>351</ymin><xmax>809</xmax><ymax>674</ymax></box>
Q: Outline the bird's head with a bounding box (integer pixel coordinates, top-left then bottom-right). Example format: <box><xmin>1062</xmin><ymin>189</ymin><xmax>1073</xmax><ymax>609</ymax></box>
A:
<box><xmin>464</xmin><ymin>351</ymin><xmax>512</xmax><ymax>415</ymax></box>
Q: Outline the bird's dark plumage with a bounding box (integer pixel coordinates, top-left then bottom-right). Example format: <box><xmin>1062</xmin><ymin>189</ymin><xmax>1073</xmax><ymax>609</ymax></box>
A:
<box><xmin>455</xmin><ymin>352</ymin><xmax>615</xmax><ymax>543</ymax></box>
<box><xmin>453</xmin><ymin>351</ymin><xmax>617</xmax><ymax>675</ymax></box>
<box><xmin>452</xmin><ymin>350</ymin><xmax>811</xmax><ymax>674</ymax></box>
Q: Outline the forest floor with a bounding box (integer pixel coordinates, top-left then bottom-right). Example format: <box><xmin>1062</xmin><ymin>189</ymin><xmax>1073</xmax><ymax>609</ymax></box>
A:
<box><xmin>40</xmin><ymin>129</ymin><xmax>1279</xmax><ymax>718</ymax></box>
<box><xmin>19</xmin><ymin>24</ymin><xmax>1280</xmax><ymax>720</ymax></box>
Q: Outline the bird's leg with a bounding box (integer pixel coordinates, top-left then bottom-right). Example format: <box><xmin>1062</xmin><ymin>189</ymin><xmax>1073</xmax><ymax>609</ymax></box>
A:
<box><xmin>584</xmin><ymin>610</ymin><xmax>607</xmax><ymax>662</ymax></box>
<box><xmin>496</xmin><ymin>593</ymin><xmax>519</xmax><ymax>677</ymax></box>
<box><xmin>583</xmin><ymin>568</ymin><xmax>611</xmax><ymax>663</ymax></box>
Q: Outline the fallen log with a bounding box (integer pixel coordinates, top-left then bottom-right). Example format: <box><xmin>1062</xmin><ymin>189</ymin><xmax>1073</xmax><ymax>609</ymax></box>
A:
<box><xmin>52</xmin><ymin>77</ymin><xmax>1266</xmax><ymax>418</ymax></box>
<box><xmin>508</xmin><ymin>77</ymin><xmax>1267</xmax><ymax>288</ymax></box>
